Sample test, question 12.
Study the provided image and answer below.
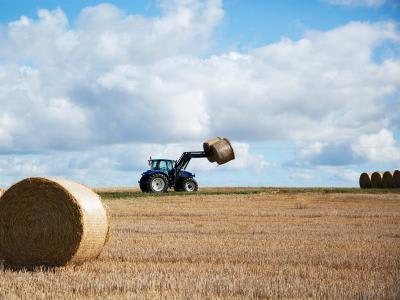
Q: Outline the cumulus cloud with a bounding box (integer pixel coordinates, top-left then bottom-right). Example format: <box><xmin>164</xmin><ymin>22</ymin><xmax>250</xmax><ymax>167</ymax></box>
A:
<box><xmin>0</xmin><ymin>2</ymin><xmax>399</xmax><ymax>184</ymax></box>
<box><xmin>352</xmin><ymin>129</ymin><xmax>400</xmax><ymax>162</ymax></box>
<box><xmin>1</xmin><ymin>6</ymin><xmax>399</xmax><ymax>152</ymax></box>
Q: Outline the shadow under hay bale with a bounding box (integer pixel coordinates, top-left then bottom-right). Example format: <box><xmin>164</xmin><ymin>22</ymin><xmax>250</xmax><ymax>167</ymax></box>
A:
<box><xmin>371</xmin><ymin>172</ymin><xmax>384</xmax><ymax>188</ymax></box>
<box><xmin>0</xmin><ymin>177</ymin><xmax>109</xmax><ymax>267</ymax></box>
<box><xmin>359</xmin><ymin>172</ymin><xmax>372</xmax><ymax>189</ymax></box>
<box><xmin>394</xmin><ymin>170</ymin><xmax>400</xmax><ymax>188</ymax></box>
<box><xmin>204</xmin><ymin>137</ymin><xmax>235</xmax><ymax>165</ymax></box>
<box><xmin>382</xmin><ymin>171</ymin><xmax>395</xmax><ymax>188</ymax></box>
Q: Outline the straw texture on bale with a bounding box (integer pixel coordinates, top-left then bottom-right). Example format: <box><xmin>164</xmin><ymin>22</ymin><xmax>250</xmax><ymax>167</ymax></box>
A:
<box><xmin>359</xmin><ymin>172</ymin><xmax>372</xmax><ymax>189</ymax></box>
<box><xmin>0</xmin><ymin>177</ymin><xmax>109</xmax><ymax>267</ymax></box>
<box><xmin>203</xmin><ymin>137</ymin><xmax>223</xmax><ymax>163</ymax></box>
<box><xmin>394</xmin><ymin>170</ymin><xmax>400</xmax><ymax>188</ymax></box>
<box><xmin>371</xmin><ymin>172</ymin><xmax>384</xmax><ymax>188</ymax></box>
<box><xmin>204</xmin><ymin>137</ymin><xmax>235</xmax><ymax>165</ymax></box>
<box><xmin>382</xmin><ymin>171</ymin><xmax>395</xmax><ymax>188</ymax></box>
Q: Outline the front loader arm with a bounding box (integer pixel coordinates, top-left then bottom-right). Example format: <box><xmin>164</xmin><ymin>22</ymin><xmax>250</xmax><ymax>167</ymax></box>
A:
<box><xmin>174</xmin><ymin>151</ymin><xmax>209</xmax><ymax>176</ymax></box>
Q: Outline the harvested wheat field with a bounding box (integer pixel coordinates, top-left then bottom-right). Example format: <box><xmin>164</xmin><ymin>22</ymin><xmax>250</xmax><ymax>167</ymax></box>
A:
<box><xmin>0</xmin><ymin>189</ymin><xmax>399</xmax><ymax>299</ymax></box>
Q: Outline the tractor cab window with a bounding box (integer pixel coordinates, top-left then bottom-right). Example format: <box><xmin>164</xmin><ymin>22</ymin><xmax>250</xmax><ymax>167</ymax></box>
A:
<box><xmin>150</xmin><ymin>160</ymin><xmax>160</xmax><ymax>170</ymax></box>
<box><xmin>151</xmin><ymin>160</ymin><xmax>173</xmax><ymax>171</ymax></box>
<box><xmin>158</xmin><ymin>160</ymin><xmax>167</xmax><ymax>170</ymax></box>
<box><xmin>166</xmin><ymin>160</ymin><xmax>173</xmax><ymax>171</ymax></box>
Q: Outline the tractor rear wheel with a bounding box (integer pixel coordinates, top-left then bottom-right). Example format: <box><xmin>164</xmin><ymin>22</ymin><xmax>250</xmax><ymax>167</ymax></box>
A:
<box><xmin>139</xmin><ymin>175</ymin><xmax>148</xmax><ymax>192</ymax></box>
<box><xmin>180</xmin><ymin>178</ymin><xmax>198</xmax><ymax>192</ymax></box>
<box><xmin>146</xmin><ymin>173</ymin><xmax>168</xmax><ymax>193</ymax></box>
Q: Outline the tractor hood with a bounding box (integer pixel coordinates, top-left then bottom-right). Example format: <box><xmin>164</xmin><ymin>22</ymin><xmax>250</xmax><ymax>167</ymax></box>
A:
<box><xmin>141</xmin><ymin>169</ymin><xmax>166</xmax><ymax>176</ymax></box>
<box><xmin>179</xmin><ymin>170</ymin><xmax>194</xmax><ymax>178</ymax></box>
<box><xmin>141</xmin><ymin>169</ymin><xmax>194</xmax><ymax>177</ymax></box>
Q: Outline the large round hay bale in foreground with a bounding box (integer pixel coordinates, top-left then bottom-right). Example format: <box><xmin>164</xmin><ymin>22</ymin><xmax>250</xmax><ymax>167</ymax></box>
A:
<box><xmin>394</xmin><ymin>170</ymin><xmax>400</xmax><ymax>188</ymax></box>
<box><xmin>371</xmin><ymin>172</ymin><xmax>384</xmax><ymax>188</ymax></box>
<box><xmin>382</xmin><ymin>171</ymin><xmax>395</xmax><ymax>188</ymax></box>
<box><xmin>0</xmin><ymin>177</ymin><xmax>109</xmax><ymax>267</ymax></box>
<box><xmin>359</xmin><ymin>172</ymin><xmax>372</xmax><ymax>189</ymax></box>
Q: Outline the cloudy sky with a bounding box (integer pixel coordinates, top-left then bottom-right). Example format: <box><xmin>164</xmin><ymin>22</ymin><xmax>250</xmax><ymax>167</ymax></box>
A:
<box><xmin>0</xmin><ymin>0</ymin><xmax>399</xmax><ymax>188</ymax></box>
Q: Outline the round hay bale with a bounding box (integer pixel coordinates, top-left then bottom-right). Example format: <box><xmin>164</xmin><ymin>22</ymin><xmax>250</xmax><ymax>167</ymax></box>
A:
<box><xmin>382</xmin><ymin>171</ymin><xmax>395</xmax><ymax>188</ymax></box>
<box><xmin>209</xmin><ymin>137</ymin><xmax>235</xmax><ymax>165</ymax></box>
<box><xmin>0</xmin><ymin>177</ymin><xmax>109</xmax><ymax>267</ymax></box>
<box><xmin>359</xmin><ymin>172</ymin><xmax>372</xmax><ymax>189</ymax></box>
<box><xmin>203</xmin><ymin>137</ymin><xmax>223</xmax><ymax>163</ymax></box>
<box><xmin>371</xmin><ymin>172</ymin><xmax>384</xmax><ymax>188</ymax></box>
<box><xmin>394</xmin><ymin>170</ymin><xmax>400</xmax><ymax>188</ymax></box>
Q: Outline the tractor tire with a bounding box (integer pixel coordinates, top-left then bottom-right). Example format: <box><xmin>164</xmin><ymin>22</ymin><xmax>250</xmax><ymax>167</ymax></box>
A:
<box><xmin>146</xmin><ymin>173</ymin><xmax>168</xmax><ymax>193</ymax></box>
<box><xmin>180</xmin><ymin>178</ymin><xmax>198</xmax><ymax>192</ymax></box>
<box><xmin>139</xmin><ymin>175</ymin><xmax>148</xmax><ymax>192</ymax></box>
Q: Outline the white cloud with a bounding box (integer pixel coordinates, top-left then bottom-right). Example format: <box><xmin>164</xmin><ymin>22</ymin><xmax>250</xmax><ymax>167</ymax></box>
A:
<box><xmin>0</xmin><ymin>6</ymin><xmax>399</xmax><ymax>151</ymax></box>
<box><xmin>352</xmin><ymin>129</ymin><xmax>400</xmax><ymax>162</ymax></box>
<box><xmin>326</xmin><ymin>0</ymin><xmax>386</xmax><ymax>7</ymax></box>
<box><xmin>0</xmin><ymin>3</ymin><xmax>399</xmax><ymax>184</ymax></box>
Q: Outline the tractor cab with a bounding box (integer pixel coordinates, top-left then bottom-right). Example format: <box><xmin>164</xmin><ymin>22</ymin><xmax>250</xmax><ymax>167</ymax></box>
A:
<box><xmin>149</xmin><ymin>159</ymin><xmax>175</xmax><ymax>178</ymax></box>
<box><xmin>149</xmin><ymin>159</ymin><xmax>174</xmax><ymax>172</ymax></box>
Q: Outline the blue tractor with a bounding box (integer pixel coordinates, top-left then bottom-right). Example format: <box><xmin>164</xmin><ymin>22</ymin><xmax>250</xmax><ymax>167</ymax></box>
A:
<box><xmin>139</xmin><ymin>151</ymin><xmax>208</xmax><ymax>192</ymax></box>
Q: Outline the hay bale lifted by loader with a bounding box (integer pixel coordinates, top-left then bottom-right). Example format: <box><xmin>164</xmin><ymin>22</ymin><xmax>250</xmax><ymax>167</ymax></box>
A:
<box><xmin>139</xmin><ymin>137</ymin><xmax>235</xmax><ymax>193</ymax></box>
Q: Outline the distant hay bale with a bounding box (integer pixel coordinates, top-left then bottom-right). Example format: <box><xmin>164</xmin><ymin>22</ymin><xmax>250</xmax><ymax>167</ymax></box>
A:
<box><xmin>0</xmin><ymin>177</ymin><xmax>109</xmax><ymax>267</ymax></box>
<box><xmin>204</xmin><ymin>137</ymin><xmax>235</xmax><ymax>165</ymax></box>
<box><xmin>382</xmin><ymin>171</ymin><xmax>395</xmax><ymax>188</ymax></box>
<box><xmin>394</xmin><ymin>170</ymin><xmax>400</xmax><ymax>188</ymax></box>
<box><xmin>359</xmin><ymin>172</ymin><xmax>372</xmax><ymax>189</ymax></box>
<box><xmin>371</xmin><ymin>172</ymin><xmax>384</xmax><ymax>188</ymax></box>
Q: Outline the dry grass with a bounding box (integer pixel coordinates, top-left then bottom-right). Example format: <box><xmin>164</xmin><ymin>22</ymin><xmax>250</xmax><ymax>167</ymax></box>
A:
<box><xmin>1</xmin><ymin>190</ymin><xmax>399</xmax><ymax>299</ymax></box>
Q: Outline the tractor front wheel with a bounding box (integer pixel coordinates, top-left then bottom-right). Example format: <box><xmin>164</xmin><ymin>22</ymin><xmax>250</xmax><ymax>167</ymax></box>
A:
<box><xmin>180</xmin><ymin>178</ymin><xmax>198</xmax><ymax>192</ymax></box>
<box><xmin>146</xmin><ymin>173</ymin><xmax>168</xmax><ymax>193</ymax></box>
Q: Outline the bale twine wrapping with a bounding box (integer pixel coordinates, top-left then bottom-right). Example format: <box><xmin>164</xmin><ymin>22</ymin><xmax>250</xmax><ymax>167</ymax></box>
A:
<box><xmin>394</xmin><ymin>170</ymin><xmax>400</xmax><ymax>188</ymax></box>
<box><xmin>205</xmin><ymin>137</ymin><xmax>235</xmax><ymax>165</ymax></box>
<box><xmin>359</xmin><ymin>172</ymin><xmax>372</xmax><ymax>189</ymax></box>
<box><xmin>382</xmin><ymin>171</ymin><xmax>395</xmax><ymax>188</ymax></box>
<box><xmin>371</xmin><ymin>172</ymin><xmax>384</xmax><ymax>188</ymax></box>
<box><xmin>0</xmin><ymin>177</ymin><xmax>109</xmax><ymax>267</ymax></box>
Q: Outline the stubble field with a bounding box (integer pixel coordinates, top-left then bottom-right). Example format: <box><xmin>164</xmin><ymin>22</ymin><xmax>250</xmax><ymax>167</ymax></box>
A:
<box><xmin>0</xmin><ymin>188</ymin><xmax>399</xmax><ymax>299</ymax></box>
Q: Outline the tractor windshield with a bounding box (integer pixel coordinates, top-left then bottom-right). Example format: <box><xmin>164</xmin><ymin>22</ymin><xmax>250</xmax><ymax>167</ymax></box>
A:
<box><xmin>150</xmin><ymin>160</ymin><xmax>173</xmax><ymax>171</ymax></box>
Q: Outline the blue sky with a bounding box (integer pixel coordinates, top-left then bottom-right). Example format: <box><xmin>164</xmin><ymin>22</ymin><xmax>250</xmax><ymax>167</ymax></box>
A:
<box><xmin>0</xmin><ymin>0</ymin><xmax>399</xmax><ymax>188</ymax></box>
